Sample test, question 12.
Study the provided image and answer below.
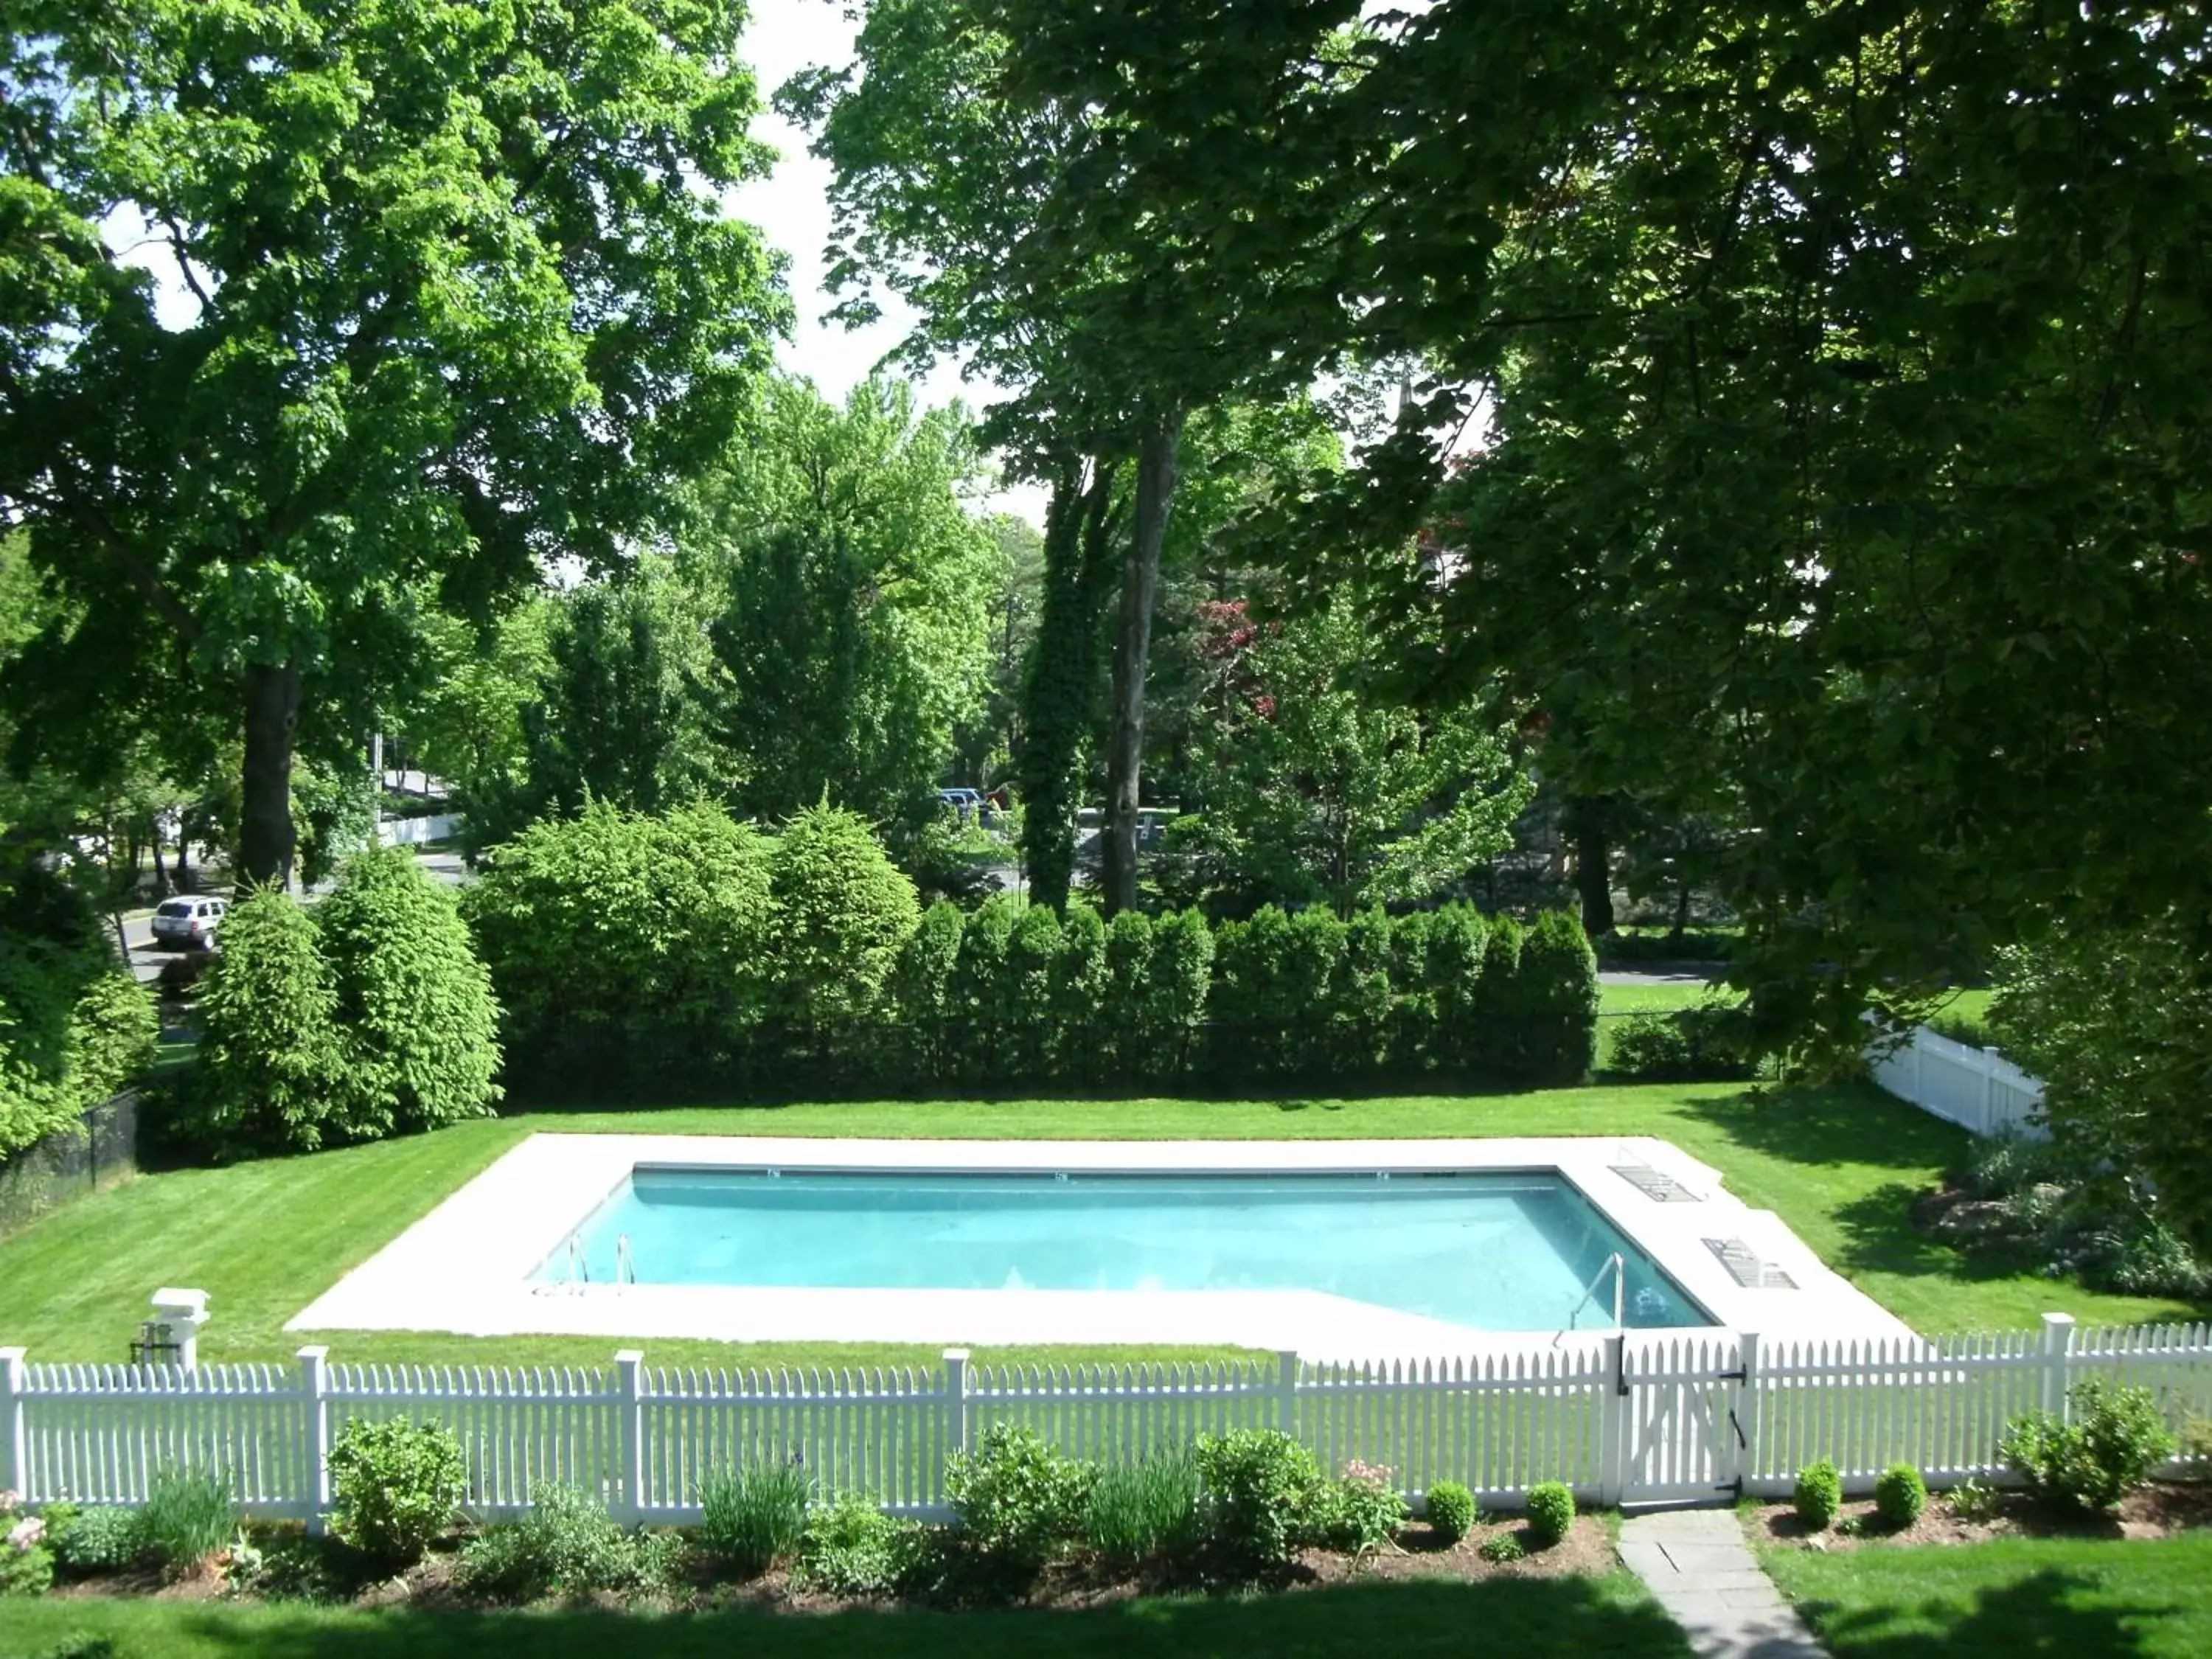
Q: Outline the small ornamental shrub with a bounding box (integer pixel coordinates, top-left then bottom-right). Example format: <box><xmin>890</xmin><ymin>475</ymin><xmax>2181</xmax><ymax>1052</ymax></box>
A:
<box><xmin>1874</xmin><ymin>1464</ymin><xmax>1928</xmax><ymax>1530</ymax></box>
<box><xmin>794</xmin><ymin>1491</ymin><xmax>927</xmax><ymax>1598</ymax></box>
<box><xmin>944</xmin><ymin>1423</ymin><xmax>1095</xmax><ymax>1588</ymax></box>
<box><xmin>1424</xmin><ymin>1481</ymin><xmax>1476</xmax><ymax>1545</ymax></box>
<box><xmin>2000</xmin><ymin>1380</ymin><xmax>2176</xmax><ymax>1513</ymax></box>
<box><xmin>458</xmin><ymin>1481</ymin><xmax>639</xmax><ymax>1602</ymax></box>
<box><xmin>1479</xmin><ymin>1531</ymin><xmax>1526</xmax><ymax>1564</ymax></box>
<box><xmin>1949</xmin><ymin>1477</ymin><xmax>2001</xmax><ymax>1523</ymax></box>
<box><xmin>1194</xmin><ymin>1428</ymin><xmax>1323</xmax><ymax>1571</ymax></box>
<box><xmin>1609</xmin><ymin>1006</ymin><xmax>1753</xmax><ymax>1082</ymax></box>
<box><xmin>1793</xmin><ymin>1461</ymin><xmax>1844</xmax><ymax>1530</ymax></box>
<box><xmin>327</xmin><ymin>1416</ymin><xmax>468</xmax><ymax>1565</ymax></box>
<box><xmin>139</xmin><ymin>1464</ymin><xmax>236</xmax><ymax>1572</ymax></box>
<box><xmin>46</xmin><ymin>1504</ymin><xmax>145</xmax><ymax>1574</ymax></box>
<box><xmin>1314</xmin><ymin>1461</ymin><xmax>1406</xmax><ymax>1560</ymax></box>
<box><xmin>1524</xmin><ymin>1481</ymin><xmax>1575</xmax><ymax>1548</ymax></box>
<box><xmin>698</xmin><ymin>1458</ymin><xmax>813</xmax><ymax>1578</ymax></box>
<box><xmin>1084</xmin><ymin>1447</ymin><xmax>1202</xmax><ymax>1572</ymax></box>
<box><xmin>1</xmin><ymin>1490</ymin><xmax>55</xmax><ymax>1597</ymax></box>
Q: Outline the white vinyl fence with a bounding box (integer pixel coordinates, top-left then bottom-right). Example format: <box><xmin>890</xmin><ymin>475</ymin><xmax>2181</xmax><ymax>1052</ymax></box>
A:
<box><xmin>5</xmin><ymin>1317</ymin><xmax>2206</xmax><ymax>1525</ymax></box>
<box><xmin>376</xmin><ymin>813</ymin><xmax>460</xmax><ymax>849</ymax></box>
<box><xmin>1867</xmin><ymin>1023</ymin><xmax>2046</xmax><ymax>1138</ymax></box>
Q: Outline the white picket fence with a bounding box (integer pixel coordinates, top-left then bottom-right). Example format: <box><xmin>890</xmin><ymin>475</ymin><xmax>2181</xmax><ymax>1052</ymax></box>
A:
<box><xmin>1868</xmin><ymin>1023</ymin><xmax>2047</xmax><ymax>1138</ymax></box>
<box><xmin>4</xmin><ymin>1317</ymin><xmax>2206</xmax><ymax>1524</ymax></box>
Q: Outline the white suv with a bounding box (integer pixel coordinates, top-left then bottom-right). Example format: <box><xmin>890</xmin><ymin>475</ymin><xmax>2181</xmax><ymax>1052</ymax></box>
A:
<box><xmin>151</xmin><ymin>897</ymin><xmax>226</xmax><ymax>950</ymax></box>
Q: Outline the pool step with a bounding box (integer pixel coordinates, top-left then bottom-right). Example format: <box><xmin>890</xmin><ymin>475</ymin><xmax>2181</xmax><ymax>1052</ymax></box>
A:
<box><xmin>1702</xmin><ymin>1236</ymin><xmax>1799</xmax><ymax>1290</ymax></box>
<box><xmin>1611</xmin><ymin>1164</ymin><xmax>1703</xmax><ymax>1203</ymax></box>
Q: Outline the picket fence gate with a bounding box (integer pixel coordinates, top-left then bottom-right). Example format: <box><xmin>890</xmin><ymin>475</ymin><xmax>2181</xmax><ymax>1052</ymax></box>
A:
<box><xmin>4</xmin><ymin>1316</ymin><xmax>2207</xmax><ymax>1527</ymax></box>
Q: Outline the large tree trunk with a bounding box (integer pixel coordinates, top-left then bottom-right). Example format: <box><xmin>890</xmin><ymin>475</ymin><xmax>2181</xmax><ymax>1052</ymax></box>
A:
<box><xmin>239</xmin><ymin>659</ymin><xmax>302</xmax><ymax>888</ymax></box>
<box><xmin>1568</xmin><ymin>796</ymin><xmax>1615</xmax><ymax>937</ymax></box>
<box><xmin>1016</xmin><ymin>456</ymin><xmax>1121</xmax><ymax>912</ymax></box>
<box><xmin>1101</xmin><ymin>411</ymin><xmax>1184</xmax><ymax>917</ymax></box>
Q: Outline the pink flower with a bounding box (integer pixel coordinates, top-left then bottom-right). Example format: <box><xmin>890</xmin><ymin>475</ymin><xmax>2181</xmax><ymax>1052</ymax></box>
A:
<box><xmin>0</xmin><ymin>1489</ymin><xmax>18</xmax><ymax>1514</ymax></box>
<box><xmin>6</xmin><ymin>1515</ymin><xmax>42</xmax><ymax>1551</ymax></box>
<box><xmin>1343</xmin><ymin>1460</ymin><xmax>1394</xmax><ymax>1486</ymax></box>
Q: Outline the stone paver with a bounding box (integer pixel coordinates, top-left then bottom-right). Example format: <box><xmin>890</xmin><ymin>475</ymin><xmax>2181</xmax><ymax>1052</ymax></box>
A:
<box><xmin>1620</xmin><ymin>1509</ymin><xmax>1828</xmax><ymax>1659</ymax></box>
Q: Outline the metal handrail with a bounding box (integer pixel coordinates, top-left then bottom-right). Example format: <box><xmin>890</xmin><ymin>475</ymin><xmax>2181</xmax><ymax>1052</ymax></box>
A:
<box><xmin>616</xmin><ymin>1234</ymin><xmax>636</xmax><ymax>1287</ymax></box>
<box><xmin>1565</xmin><ymin>1251</ymin><xmax>1625</xmax><ymax>1330</ymax></box>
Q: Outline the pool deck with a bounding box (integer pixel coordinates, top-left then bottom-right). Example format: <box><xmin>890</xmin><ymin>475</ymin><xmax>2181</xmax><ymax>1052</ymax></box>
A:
<box><xmin>288</xmin><ymin>1134</ymin><xmax>1913</xmax><ymax>1360</ymax></box>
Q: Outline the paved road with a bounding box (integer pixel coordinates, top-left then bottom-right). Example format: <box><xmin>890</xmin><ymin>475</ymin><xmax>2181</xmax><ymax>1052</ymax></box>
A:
<box><xmin>114</xmin><ymin>847</ymin><xmax>470</xmax><ymax>987</ymax></box>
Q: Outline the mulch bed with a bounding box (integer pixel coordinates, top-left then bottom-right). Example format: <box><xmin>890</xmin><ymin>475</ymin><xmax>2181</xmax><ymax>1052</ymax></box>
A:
<box><xmin>1750</xmin><ymin>1481</ymin><xmax>2212</xmax><ymax>1554</ymax></box>
<box><xmin>43</xmin><ymin>1514</ymin><xmax>1616</xmax><ymax>1615</ymax></box>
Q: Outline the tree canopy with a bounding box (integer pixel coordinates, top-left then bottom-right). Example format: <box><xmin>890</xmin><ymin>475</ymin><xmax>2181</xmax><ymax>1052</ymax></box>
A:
<box><xmin>0</xmin><ymin>0</ymin><xmax>786</xmax><ymax>884</ymax></box>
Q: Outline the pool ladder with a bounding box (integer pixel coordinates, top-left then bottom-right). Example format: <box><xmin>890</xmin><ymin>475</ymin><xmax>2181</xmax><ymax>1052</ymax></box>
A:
<box><xmin>1565</xmin><ymin>1251</ymin><xmax>1626</xmax><ymax>1331</ymax></box>
<box><xmin>557</xmin><ymin>1233</ymin><xmax>636</xmax><ymax>1288</ymax></box>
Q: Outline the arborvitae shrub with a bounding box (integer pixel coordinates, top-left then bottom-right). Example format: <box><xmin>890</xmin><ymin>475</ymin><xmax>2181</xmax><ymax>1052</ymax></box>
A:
<box><xmin>1335</xmin><ymin>908</ymin><xmax>1394</xmax><ymax>1077</ymax></box>
<box><xmin>1426</xmin><ymin>905</ymin><xmax>1492</xmax><ymax>1076</ymax></box>
<box><xmin>1054</xmin><ymin>903</ymin><xmax>1110</xmax><ymax>1085</ymax></box>
<box><xmin>888</xmin><ymin>900</ymin><xmax>966</xmax><ymax>1085</ymax></box>
<box><xmin>1514</xmin><ymin>911</ymin><xmax>1601</xmax><ymax>1085</ymax></box>
<box><xmin>189</xmin><ymin>886</ymin><xmax>344</xmax><ymax>1154</ymax></box>
<box><xmin>1389</xmin><ymin>909</ymin><xmax>1438</xmax><ymax>1071</ymax></box>
<box><xmin>1282</xmin><ymin>907</ymin><xmax>1347</xmax><ymax>1077</ymax></box>
<box><xmin>1100</xmin><ymin>909</ymin><xmax>1155</xmax><ymax>1079</ymax></box>
<box><xmin>1005</xmin><ymin>904</ymin><xmax>1062</xmax><ymax>1080</ymax></box>
<box><xmin>951</xmin><ymin>897</ymin><xmax>1017</xmax><ymax>1082</ymax></box>
<box><xmin>316</xmin><ymin>845</ymin><xmax>501</xmax><ymax>1139</ymax></box>
<box><xmin>1146</xmin><ymin>909</ymin><xmax>1214</xmax><ymax>1081</ymax></box>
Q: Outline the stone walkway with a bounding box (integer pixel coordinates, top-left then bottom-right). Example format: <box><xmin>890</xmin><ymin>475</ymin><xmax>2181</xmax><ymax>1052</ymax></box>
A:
<box><xmin>1618</xmin><ymin>1509</ymin><xmax>1829</xmax><ymax>1659</ymax></box>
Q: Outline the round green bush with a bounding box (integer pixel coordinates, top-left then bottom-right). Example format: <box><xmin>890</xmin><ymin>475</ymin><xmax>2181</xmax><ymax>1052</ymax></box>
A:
<box><xmin>1425</xmin><ymin>1481</ymin><xmax>1476</xmax><ymax>1545</ymax></box>
<box><xmin>1794</xmin><ymin>1460</ymin><xmax>1844</xmax><ymax>1530</ymax></box>
<box><xmin>1874</xmin><ymin>1464</ymin><xmax>1927</xmax><ymax>1530</ymax></box>
<box><xmin>1523</xmin><ymin>1480</ymin><xmax>1575</xmax><ymax>1548</ymax></box>
<box><xmin>328</xmin><ymin>1416</ymin><xmax>469</xmax><ymax>1565</ymax></box>
<box><xmin>1194</xmin><ymin>1427</ymin><xmax>1323</xmax><ymax>1571</ymax></box>
<box><xmin>47</xmin><ymin>1505</ymin><xmax>145</xmax><ymax>1574</ymax></box>
<box><xmin>768</xmin><ymin>804</ymin><xmax>921</xmax><ymax>1029</ymax></box>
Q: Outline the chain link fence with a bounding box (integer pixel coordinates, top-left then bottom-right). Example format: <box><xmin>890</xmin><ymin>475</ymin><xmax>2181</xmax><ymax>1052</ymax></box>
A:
<box><xmin>0</xmin><ymin>1090</ymin><xmax>139</xmax><ymax>1239</ymax></box>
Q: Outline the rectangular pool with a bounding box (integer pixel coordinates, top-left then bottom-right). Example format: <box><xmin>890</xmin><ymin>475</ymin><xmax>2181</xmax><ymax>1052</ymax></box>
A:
<box><xmin>540</xmin><ymin>1167</ymin><xmax>1709</xmax><ymax>1332</ymax></box>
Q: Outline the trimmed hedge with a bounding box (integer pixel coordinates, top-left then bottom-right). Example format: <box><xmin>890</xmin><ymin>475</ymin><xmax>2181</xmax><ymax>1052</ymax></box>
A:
<box><xmin>469</xmin><ymin>805</ymin><xmax>1601</xmax><ymax>1103</ymax></box>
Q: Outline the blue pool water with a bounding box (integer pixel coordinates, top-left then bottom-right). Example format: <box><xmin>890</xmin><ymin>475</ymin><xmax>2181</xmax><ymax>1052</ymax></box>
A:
<box><xmin>542</xmin><ymin>1168</ymin><xmax>1708</xmax><ymax>1332</ymax></box>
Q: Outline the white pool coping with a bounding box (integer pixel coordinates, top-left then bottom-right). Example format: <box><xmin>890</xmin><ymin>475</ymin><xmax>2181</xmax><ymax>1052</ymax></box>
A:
<box><xmin>288</xmin><ymin>1134</ymin><xmax>1913</xmax><ymax>1361</ymax></box>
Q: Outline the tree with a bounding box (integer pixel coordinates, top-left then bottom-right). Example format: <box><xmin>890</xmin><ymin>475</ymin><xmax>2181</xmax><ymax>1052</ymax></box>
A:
<box><xmin>1169</xmin><ymin>598</ymin><xmax>1529</xmax><ymax>916</ymax></box>
<box><xmin>1990</xmin><ymin>920</ymin><xmax>2212</xmax><ymax>1259</ymax></box>
<box><xmin>970</xmin><ymin>0</ymin><xmax>2212</xmax><ymax>1043</ymax></box>
<box><xmin>688</xmin><ymin>378</ymin><xmax>1001</xmax><ymax>838</ymax></box>
<box><xmin>0</xmin><ymin>1</ymin><xmax>784</xmax><ymax>886</ymax></box>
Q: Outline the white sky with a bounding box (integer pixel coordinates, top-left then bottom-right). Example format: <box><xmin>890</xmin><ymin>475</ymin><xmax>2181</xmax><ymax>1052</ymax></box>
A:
<box><xmin>737</xmin><ymin>0</ymin><xmax>1047</xmax><ymax>524</ymax></box>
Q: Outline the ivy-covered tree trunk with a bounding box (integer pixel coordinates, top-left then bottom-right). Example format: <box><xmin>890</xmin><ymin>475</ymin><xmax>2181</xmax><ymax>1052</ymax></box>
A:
<box><xmin>1101</xmin><ymin>411</ymin><xmax>1183</xmax><ymax>915</ymax></box>
<box><xmin>1017</xmin><ymin>455</ymin><xmax>1121</xmax><ymax>912</ymax></box>
<box><xmin>1565</xmin><ymin>797</ymin><xmax>1615</xmax><ymax>939</ymax></box>
<box><xmin>240</xmin><ymin>660</ymin><xmax>302</xmax><ymax>889</ymax></box>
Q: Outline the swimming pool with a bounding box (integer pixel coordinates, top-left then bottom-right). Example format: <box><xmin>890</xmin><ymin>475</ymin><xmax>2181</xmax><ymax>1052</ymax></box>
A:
<box><xmin>293</xmin><ymin>1135</ymin><xmax>1914</xmax><ymax>1356</ymax></box>
<box><xmin>538</xmin><ymin>1167</ymin><xmax>1708</xmax><ymax>1332</ymax></box>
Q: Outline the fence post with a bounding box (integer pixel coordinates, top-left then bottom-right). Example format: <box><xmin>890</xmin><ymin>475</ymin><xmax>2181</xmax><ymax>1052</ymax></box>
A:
<box><xmin>614</xmin><ymin>1349</ymin><xmax>645</xmax><ymax>1526</ymax></box>
<box><xmin>1597</xmin><ymin>1332</ymin><xmax>1628</xmax><ymax>1506</ymax></box>
<box><xmin>1277</xmin><ymin>1350</ymin><xmax>1301</xmax><ymax>1439</ymax></box>
<box><xmin>297</xmin><ymin>1345</ymin><xmax>330</xmax><ymax>1535</ymax></box>
<box><xmin>942</xmin><ymin>1349</ymin><xmax>971</xmax><ymax>1466</ymax></box>
<box><xmin>0</xmin><ymin>1347</ymin><xmax>24</xmax><ymax>1500</ymax></box>
<box><xmin>1734</xmin><ymin>1332</ymin><xmax>1761</xmax><ymax>1498</ymax></box>
<box><xmin>2040</xmin><ymin>1313</ymin><xmax>2076</xmax><ymax>1418</ymax></box>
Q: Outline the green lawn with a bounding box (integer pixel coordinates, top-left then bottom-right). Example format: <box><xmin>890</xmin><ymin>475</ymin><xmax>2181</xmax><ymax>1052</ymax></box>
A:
<box><xmin>1764</xmin><ymin>1534</ymin><xmax>2212</xmax><ymax>1659</ymax></box>
<box><xmin>0</xmin><ymin>1571</ymin><xmax>1690</xmax><ymax>1659</ymax></box>
<box><xmin>0</xmin><ymin>1082</ymin><xmax>2201</xmax><ymax>1372</ymax></box>
<box><xmin>1922</xmin><ymin>988</ymin><xmax>1997</xmax><ymax>1049</ymax></box>
<box><xmin>1596</xmin><ymin>979</ymin><xmax>1733</xmax><ymax>1016</ymax></box>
